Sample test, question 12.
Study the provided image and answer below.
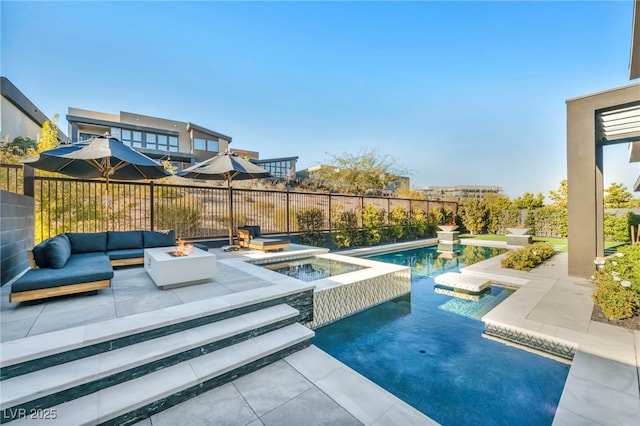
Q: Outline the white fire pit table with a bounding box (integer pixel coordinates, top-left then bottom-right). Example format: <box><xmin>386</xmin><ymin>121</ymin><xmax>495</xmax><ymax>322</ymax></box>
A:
<box><xmin>144</xmin><ymin>246</ymin><xmax>216</xmax><ymax>289</ymax></box>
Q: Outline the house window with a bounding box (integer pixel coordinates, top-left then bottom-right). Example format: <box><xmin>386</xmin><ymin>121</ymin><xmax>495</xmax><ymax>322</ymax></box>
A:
<box><xmin>145</xmin><ymin>133</ymin><xmax>157</xmax><ymax>149</ymax></box>
<box><xmin>194</xmin><ymin>137</ymin><xmax>219</xmax><ymax>152</ymax></box>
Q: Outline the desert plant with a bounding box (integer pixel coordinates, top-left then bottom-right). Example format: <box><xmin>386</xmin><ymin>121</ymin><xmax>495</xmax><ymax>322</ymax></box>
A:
<box><xmin>361</xmin><ymin>204</ymin><xmax>385</xmax><ymax>246</ymax></box>
<box><xmin>500</xmin><ymin>242</ymin><xmax>555</xmax><ymax>271</ymax></box>
<box><xmin>154</xmin><ymin>195</ymin><xmax>204</xmax><ymax>238</ymax></box>
<box><xmin>296</xmin><ymin>207</ymin><xmax>325</xmax><ymax>246</ymax></box>
<box><xmin>274</xmin><ymin>207</ymin><xmax>297</xmax><ymax>232</ymax></box>
<box><xmin>332</xmin><ymin>207</ymin><xmax>361</xmax><ymax>248</ymax></box>
<box><xmin>388</xmin><ymin>205</ymin><xmax>408</xmax><ymax>241</ymax></box>
<box><xmin>592</xmin><ymin>244</ymin><xmax>640</xmax><ymax>320</ymax></box>
<box><xmin>407</xmin><ymin>208</ymin><xmax>428</xmax><ymax>239</ymax></box>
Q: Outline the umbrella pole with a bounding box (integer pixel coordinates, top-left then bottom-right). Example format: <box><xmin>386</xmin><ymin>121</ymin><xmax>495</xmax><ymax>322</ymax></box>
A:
<box><xmin>105</xmin><ymin>175</ymin><xmax>110</xmax><ymax>231</ymax></box>
<box><xmin>227</xmin><ymin>177</ymin><xmax>234</xmax><ymax>246</ymax></box>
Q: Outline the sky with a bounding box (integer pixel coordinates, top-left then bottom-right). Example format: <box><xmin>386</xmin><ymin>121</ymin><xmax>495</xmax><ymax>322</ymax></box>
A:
<box><xmin>2</xmin><ymin>0</ymin><xmax>639</xmax><ymax>199</ymax></box>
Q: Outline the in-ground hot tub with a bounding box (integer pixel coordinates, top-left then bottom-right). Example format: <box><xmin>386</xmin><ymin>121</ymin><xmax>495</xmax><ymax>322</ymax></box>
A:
<box><xmin>252</xmin><ymin>253</ymin><xmax>411</xmax><ymax>328</ymax></box>
<box><xmin>259</xmin><ymin>256</ymin><xmax>368</xmax><ymax>282</ymax></box>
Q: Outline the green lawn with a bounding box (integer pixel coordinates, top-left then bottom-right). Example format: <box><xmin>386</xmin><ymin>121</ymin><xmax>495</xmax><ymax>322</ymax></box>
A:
<box><xmin>458</xmin><ymin>234</ymin><xmax>627</xmax><ymax>253</ymax></box>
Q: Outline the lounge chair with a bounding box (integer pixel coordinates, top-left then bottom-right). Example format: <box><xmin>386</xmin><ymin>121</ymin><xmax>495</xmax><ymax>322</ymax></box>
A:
<box><xmin>237</xmin><ymin>226</ymin><xmax>290</xmax><ymax>252</ymax></box>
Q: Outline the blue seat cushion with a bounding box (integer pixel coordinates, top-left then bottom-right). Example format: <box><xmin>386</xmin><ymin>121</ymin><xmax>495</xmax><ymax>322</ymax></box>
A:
<box><xmin>32</xmin><ymin>238</ymin><xmax>53</xmax><ymax>268</ymax></box>
<box><xmin>107</xmin><ymin>231</ymin><xmax>143</xmax><ymax>251</ymax></box>
<box><xmin>46</xmin><ymin>235</ymin><xmax>71</xmax><ymax>269</ymax></box>
<box><xmin>238</xmin><ymin>226</ymin><xmax>261</xmax><ymax>238</ymax></box>
<box><xmin>107</xmin><ymin>248</ymin><xmax>144</xmax><ymax>260</ymax></box>
<box><xmin>143</xmin><ymin>230</ymin><xmax>176</xmax><ymax>248</ymax></box>
<box><xmin>12</xmin><ymin>253</ymin><xmax>113</xmax><ymax>293</ymax></box>
<box><xmin>66</xmin><ymin>232</ymin><xmax>108</xmax><ymax>254</ymax></box>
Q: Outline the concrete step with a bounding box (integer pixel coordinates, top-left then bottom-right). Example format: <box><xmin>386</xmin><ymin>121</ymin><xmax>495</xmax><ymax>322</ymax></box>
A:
<box><xmin>460</xmin><ymin>268</ymin><xmax>528</xmax><ymax>288</ymax></box>
<box><xmin>1</xmin><ymin>287</ymin><xmax>312</xmax><ymax>380</ymax></box>
<box><xmin>0</xmin><ymin>304</ymin><xmax>299</xmax><ymax>416</ymax></box>
<box><xmin>8</xmin><ymin>324</ymin><xmax>314</xmax><ymax>426</ymax></box>
<box><xmin>434</xmin><ymin>272</ymin><xmax>491</xmax><ymax>292</ymax></box>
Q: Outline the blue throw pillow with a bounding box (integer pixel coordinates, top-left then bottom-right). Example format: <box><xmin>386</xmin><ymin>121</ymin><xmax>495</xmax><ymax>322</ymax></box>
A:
<box><xmin>143</xmin><ymin>230</ymin><xmax>176</xmax><ymax>248</ymax></box>
<box><xmin>32</xmin><ymin>238</ymin><xmax>52</xmax><ymax>268</ymax></box>
<box><xmin>46</xmin><ymin>235</ymin><xmax>71</xmax><ymax>269</ymax></box>
<box><xmin>66</xmin><ymin>232</ymin><xmax>108</xmax><ymax>254</ymax></box>
<box><xmin>107</xmin><ymin>231</ymin><xmax>144</xmax><ymax>251</ymax></box>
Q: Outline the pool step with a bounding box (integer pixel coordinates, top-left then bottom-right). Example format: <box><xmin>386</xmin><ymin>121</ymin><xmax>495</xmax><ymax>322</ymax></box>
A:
<box><xmin>7</xmin><ymin>324</ymin><xmax>314</xmax><ymax>425</ymax></box>
<box><xmin>0</xmin><ymin>304</ymin><xmax>300</xmax><ymax>416</ymax></box>
<box><xmin>434</xmin><ymin>272</ymin><xmax>491</xmax><ymax>292</ymax></box>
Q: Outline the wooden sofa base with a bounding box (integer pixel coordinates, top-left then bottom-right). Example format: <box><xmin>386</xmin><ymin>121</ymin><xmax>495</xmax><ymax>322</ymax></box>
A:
<box><xmin>247</xmin><ymin>242</ymin><xmax>289</xmax><ymax>252</ymax></box>
<box><xmin>111</xmin><ymin>257</ymin><xmax>144</xmax><ymax>267</ymax></box>
<box><xmin>10</xmin><ymin>280</ymin><xmax>112</xmax><ymax>303</ymax></box>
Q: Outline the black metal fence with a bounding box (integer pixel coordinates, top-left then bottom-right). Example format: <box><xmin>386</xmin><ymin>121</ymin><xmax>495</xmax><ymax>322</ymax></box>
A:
<box><xmin>1</xmin><ymin>164</ymin><xmax>458</xmax><ymax>243</ymax></box>
<box><xmin>0</xmin><ymin>164</ymin><xmax>23</xmax><ymax>194</ymax></box>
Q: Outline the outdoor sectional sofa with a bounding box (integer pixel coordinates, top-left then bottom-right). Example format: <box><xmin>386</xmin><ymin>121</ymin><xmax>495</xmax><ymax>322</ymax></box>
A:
<box><xmin>9</xmin><ymin>230</ymin><xmax>177</xmax><ymax>303</ymax></box>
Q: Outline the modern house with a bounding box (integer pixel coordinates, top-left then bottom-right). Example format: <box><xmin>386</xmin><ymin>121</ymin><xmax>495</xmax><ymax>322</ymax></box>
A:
<box><xmin>566</xmin><ymin>0</ymin><xmax>640</xmax><ymax>277</ymax></box>
<box><xmin>1</xmin><ymin>77</ymin><xmax>68</xmax><ymax>144</ymax></box>
<box><xmin>67</xmin><ymin>107</ymin><xmax>298</xmax><ymax>178</ymax></box>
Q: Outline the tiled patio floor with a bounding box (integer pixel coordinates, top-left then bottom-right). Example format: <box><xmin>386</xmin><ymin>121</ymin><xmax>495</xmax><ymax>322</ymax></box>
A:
<box><xmin>2</xmin><ymin>240</ymin><xmax>639</xmax><ymax>425</ymax></box>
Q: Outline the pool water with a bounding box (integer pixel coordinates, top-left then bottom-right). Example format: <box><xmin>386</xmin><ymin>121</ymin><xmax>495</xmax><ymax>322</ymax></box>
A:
<box><xmin>313</xmin><ymin>245</ymin><xmax>569</xmax><ymax>426</ymax></box>
<box><xmin>259</xmin><ymin>256</ymin><xmax>367</xmax><ymax>282</ymax></box>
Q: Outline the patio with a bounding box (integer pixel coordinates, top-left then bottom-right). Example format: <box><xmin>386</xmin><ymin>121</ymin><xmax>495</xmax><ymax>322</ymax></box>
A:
<box><xmin>1</xmin><ymin>241</ymin><xmax>639</xmax><ymax>425</ymax></box>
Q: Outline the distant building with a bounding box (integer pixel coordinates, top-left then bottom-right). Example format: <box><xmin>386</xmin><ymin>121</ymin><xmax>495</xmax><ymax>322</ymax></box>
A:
<box><xmin>1</xmin><ymin>77</ymin><xmax>67</xmax><ymax>144</ymax></box>
<box><xmin>419</xmin><ymin>185</ymin><xmax>503</xmax><ymax>200</ymax></box>
<box><xmin>67</xmin><ymin>107</ymin><xmax>297</xmax><ymax>178</ymax></box>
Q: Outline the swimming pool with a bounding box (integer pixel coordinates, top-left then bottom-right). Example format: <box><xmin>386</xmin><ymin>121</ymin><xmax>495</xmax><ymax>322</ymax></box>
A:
<box><xmin>313</xmin><ymin>244</ymin><xmax>569</xmax><ymax>426</ymax></box>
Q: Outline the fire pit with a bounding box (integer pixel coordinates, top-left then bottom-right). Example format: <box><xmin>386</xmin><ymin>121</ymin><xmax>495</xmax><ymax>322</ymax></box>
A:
<box><xmin>170</xmin><ymin>238</ymin><xmax>193</xmax><ymax>257</ymax></box>
<box><xmin>144</xmin><ymin>246</ymin><xmax>216</xmax><ymax>289</ymax></box>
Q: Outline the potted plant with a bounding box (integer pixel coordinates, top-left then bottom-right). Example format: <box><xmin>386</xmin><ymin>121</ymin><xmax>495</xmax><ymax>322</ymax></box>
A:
<box><xmin>438</xmin><ymin>221</ymin><xmax>459</xmax><ymax>232</ymax></box>
<box><xmin>506</xmin><ymin>224</ymin><xmax>529</xmax><ymax>235</ymax></box>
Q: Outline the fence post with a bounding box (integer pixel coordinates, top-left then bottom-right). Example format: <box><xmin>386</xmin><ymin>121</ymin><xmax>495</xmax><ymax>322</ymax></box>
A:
<box><xmin>150</xmin><ymin>182</ymin><xmax>155</xmax><ymax>231</ymax></box>
<box><xmin>328</xmin><ymin>193</ymin><xmax>332</xmax><ymax>232</ymax></box>
<box><xmin>286</xmin><ymin>188</ymin><xmax>290</xmax><ymax>235</ymax></box>
<box><xmin>24</xmin><ymin>165</ymin><xmax>35</xmax><ymax>197</ymax></box>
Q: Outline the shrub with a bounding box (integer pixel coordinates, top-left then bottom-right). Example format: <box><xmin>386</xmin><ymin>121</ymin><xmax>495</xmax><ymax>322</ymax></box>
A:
<box><xmin>407</xmin><ymin>208</ymin><xmax>428</xmax><ymax>239</ymax></box>
<box><xmin>296</xmin><ymin>207</ymin><xmax>325</xmax><ymax>246</ymax></box>
<box><xmin>362</xmin><ymin>204</ymin><xmax>385</xmax><ymax>246</ymax></box>
<box><xmin>254</xmin><ymin>200</ymin><xmax>275</xmax><ymax>211</ymax></box>
<box><xmin>154</xmin><ymin>195</ymin><xmax>203</xmax><ymax>238</ymax></box>
<box><xmin>274</xmin><ymin>207</ymin><xmax>297</xmax><ymax>232</ymax></box>
<box><xmin>604</xmin><ymin>212</ymin><xmax>637</xmax><ymax>242</ymax></box>
<box><xmin>592</xmin><ymin>244</ymin><xmax>640</xmax><ymax>320</ymax></box>
<box><xmin>500</xmin><ymin>242</ymin><xmax>555</xmax><ymax>271</ymax></box>
<box><xmin>332</xmin><ymin>208</ymin><xmax>361</xmax><ymax>248</ymax></box>
<box><xmin>388</xmin><ymin>205</ymin><xmax>408</xmax><ymax>241</ymax></box>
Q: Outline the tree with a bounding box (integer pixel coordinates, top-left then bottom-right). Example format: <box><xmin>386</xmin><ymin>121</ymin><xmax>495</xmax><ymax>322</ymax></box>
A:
<box><xmin>548</xmin><ymin>179</ymin><xmax>568</xmax><ymax>210</ymax></box>
<box><xmin>511</xmin><ymin>192</ymin><xmax>545</xmax><ymax>210</ymax></box>
<box><xmin>604</xmin><ymin>182</ymin><xmax>632</xmax><ymax>208</ymax></box>
<box><xmin>312</xmin><ymin>147</ymin><xmax>405</xmax><ymax>194</ymax></box>
<box><xmin>0</xmin><ymin>135</ymin><xmax>38</xmax><ymax>163</ymax></box>
<box><xmin>484</xmin><ymin>193</ymin><xmax>512</xmax><ymax>234</ymax></box>
<box><xmin>38</xmin><ymin>113</ymin><xmax>60</xmax><ymax>152</ymax></box>
<box><xmin>459</xmin><ymin>197</ymin><xmax>487</xmax><ymax>235</ymax></box>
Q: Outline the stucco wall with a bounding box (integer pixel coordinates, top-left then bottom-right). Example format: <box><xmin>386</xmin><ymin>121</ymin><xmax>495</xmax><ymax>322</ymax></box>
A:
<box><xmin>0</xmin><ymin>98</ymin><xmax>42</xmax><ymax>143</ymax></box>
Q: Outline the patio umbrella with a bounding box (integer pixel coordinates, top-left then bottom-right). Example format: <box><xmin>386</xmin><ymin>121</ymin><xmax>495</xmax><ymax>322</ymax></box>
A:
<box><xmin>23</xmin><ymin>135</ymin><xmax>171</xmax><ymax>227</ymax></box>
<box><xmin>177</xmin><ymin>150</ymin><xmax>271</xmax><ymax>246</ymax></box>
<box><xmin>23</xmin><ymin>135</ymin><xmax>171</xmax><ymax>182</ymax></box>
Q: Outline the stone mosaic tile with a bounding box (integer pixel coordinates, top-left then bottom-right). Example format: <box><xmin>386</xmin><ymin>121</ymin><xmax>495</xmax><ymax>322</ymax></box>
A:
<box><xmin>308</xmin><ymin>270</ymin><xmax>410</xmax><ymax>329</ymax></box>
<box><xmin>483</xmin><ymin>322</ymin><xmax>576</xmax><ymax>360</ymax></box>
